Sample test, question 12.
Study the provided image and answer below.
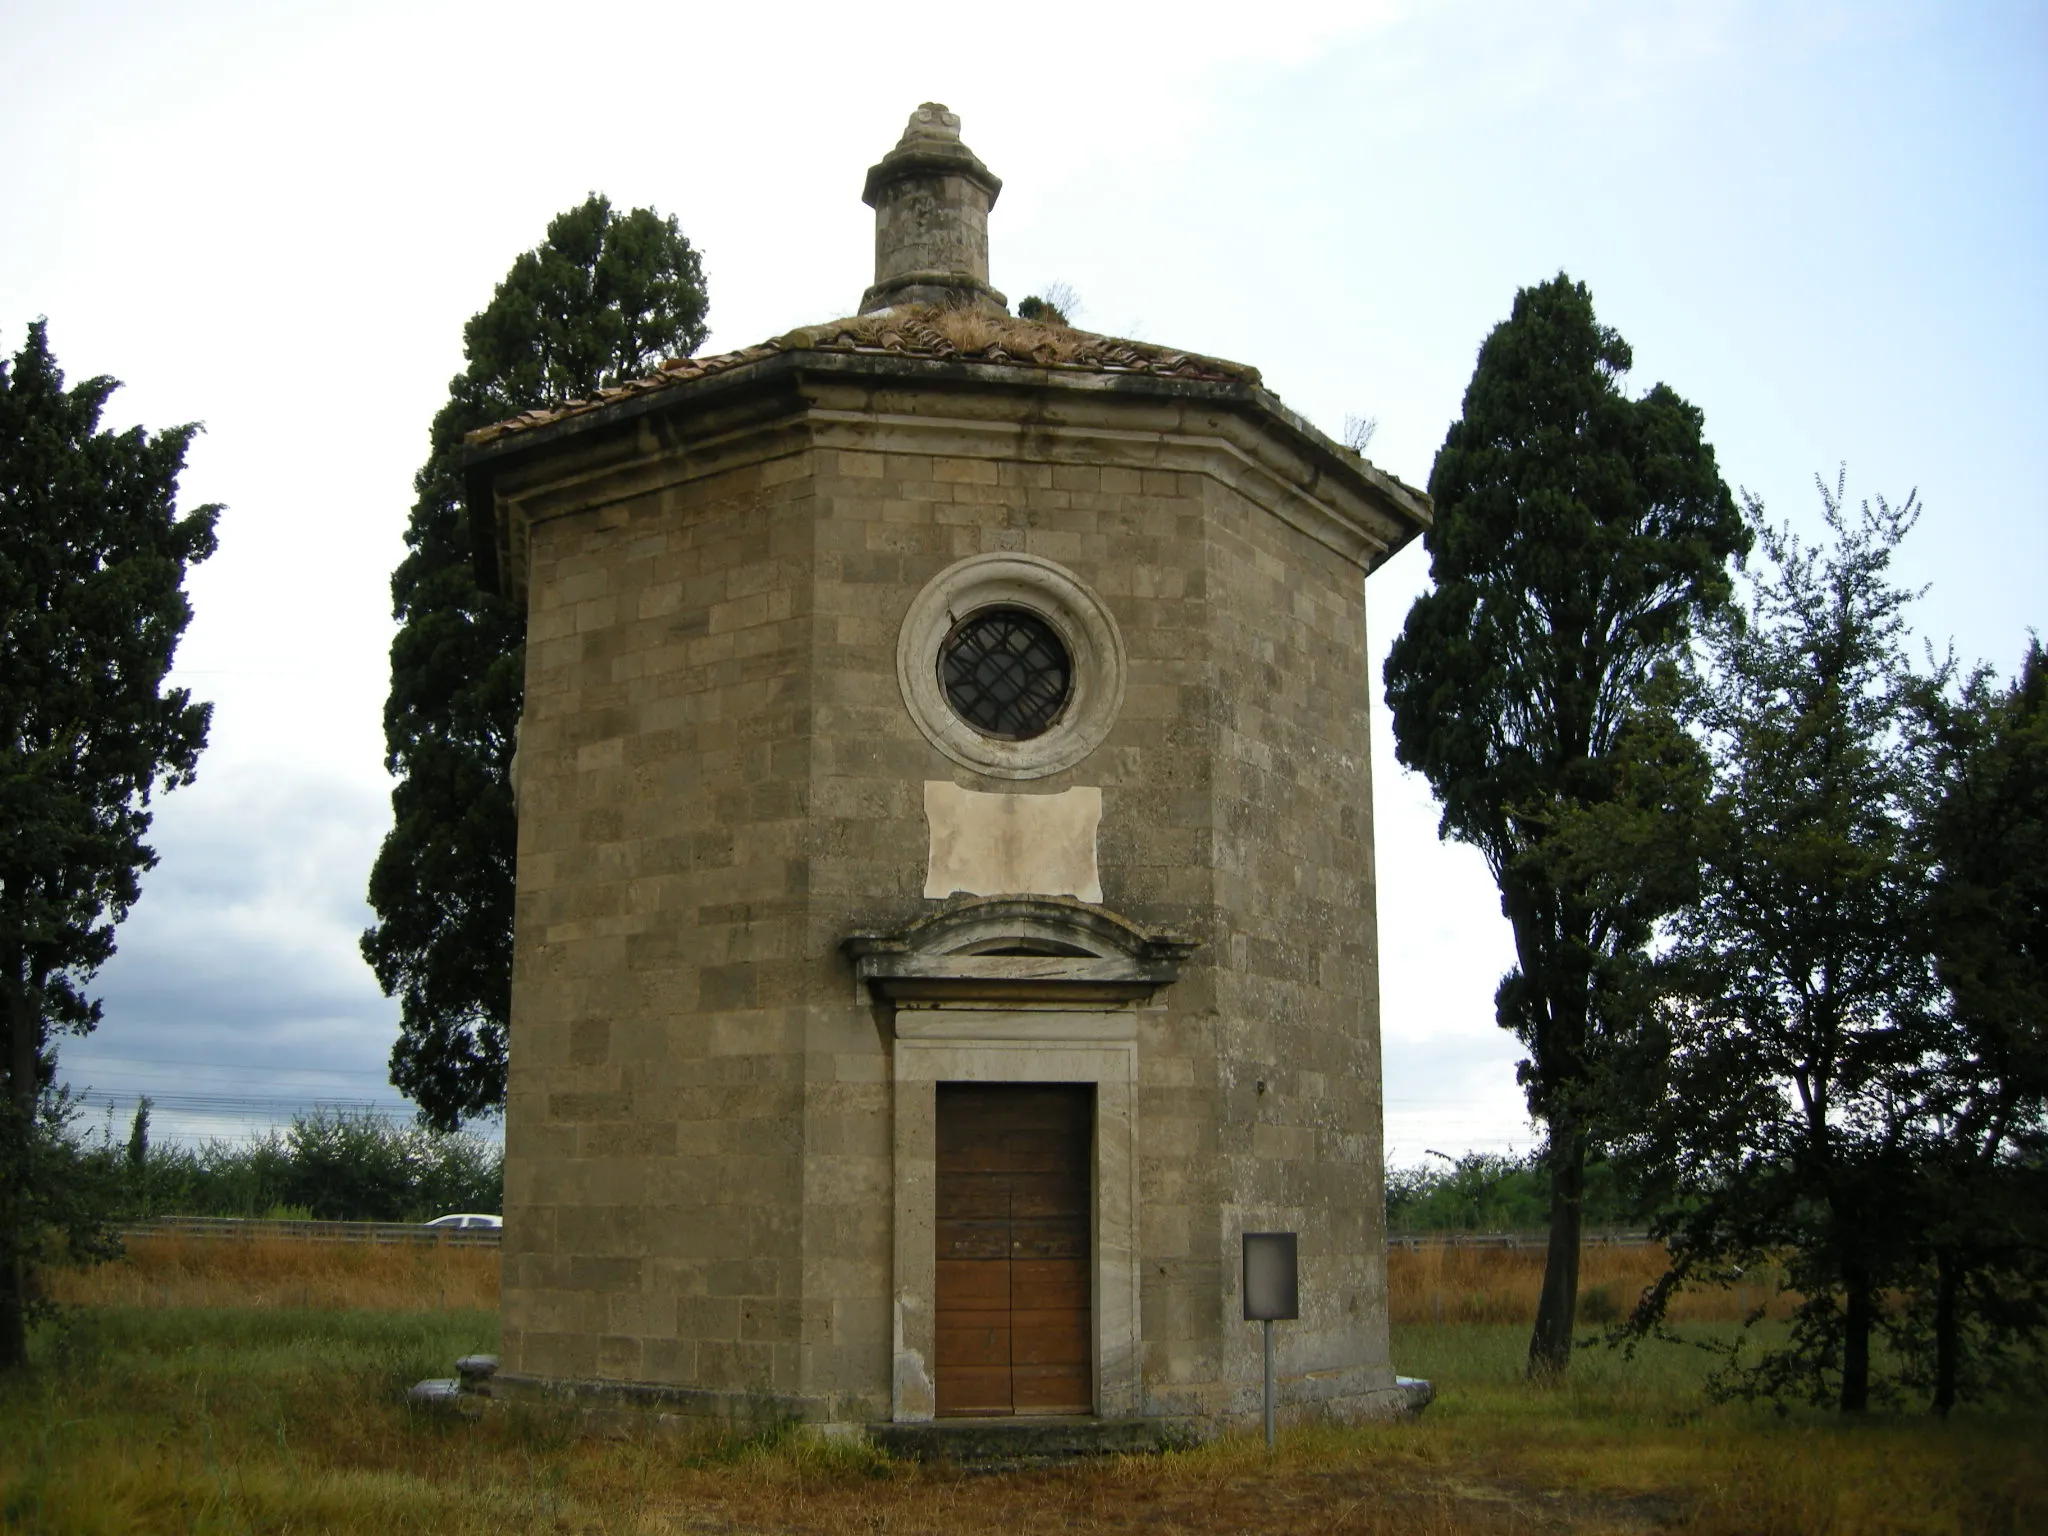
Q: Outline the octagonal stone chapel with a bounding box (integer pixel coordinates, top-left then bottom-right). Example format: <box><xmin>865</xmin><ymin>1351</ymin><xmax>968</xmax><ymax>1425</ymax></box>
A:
<box><xmin>464</xmin><ymin>104</ymin><xmax>1433</xmax><ymax>1432</ymax></box>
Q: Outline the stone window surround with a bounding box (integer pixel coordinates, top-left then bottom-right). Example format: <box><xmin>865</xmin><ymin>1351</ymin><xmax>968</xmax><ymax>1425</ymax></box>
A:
<box><xmin>889</xmin><ymin>1030</ymin><xmax>1140</xmax><ymax>1424</ymax></box>
<box><xmin>896</xmin><ymin>552</ymin><xmax>1127</xmax><ymax>781</ymax></box>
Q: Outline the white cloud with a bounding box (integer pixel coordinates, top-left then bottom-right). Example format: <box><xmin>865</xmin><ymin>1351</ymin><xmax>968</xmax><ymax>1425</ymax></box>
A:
<box><xmin>9</xmin><ymin>0</ymin><xmax>2044</xmax><ymax>1154</ymax></box>
<box><xmin>56</xmin><ymin>762</ymin><xmax>403</xmax><ymax>1144</ymax></box>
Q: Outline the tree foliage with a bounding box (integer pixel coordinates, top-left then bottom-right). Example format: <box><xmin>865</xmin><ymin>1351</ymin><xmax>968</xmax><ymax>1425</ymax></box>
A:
<box><xmin>363</xmin><ymin>196</ymin><xmax>709</xmax><ymax>1130</ymax></box>
<box><xmin>125</xmin><ymin>1110</ymin><xmax>503</xmax><ymax>1223</ymax></box>
<box><xmin>1626</xmin><ymin>479</ymin><xmax>1937</xmax><ymax>1412</ymax></box>
<box><xmin>1901</xmin><ymin>638</ymin><xmax>2048</xmax><ymax>1412</ymax></box>
<box><xmin>1383</xmin><ymin>273</ymin><xmax>1748</xmax><ymax>1375</ymax></box>
<box><xmin>0</xmin><ymin>320</ymin><xmax>217</xmax><ymax>1366</ymax></box>
<box><xmin>1384</xmin><ymin>1149</ymin><xmax>1650</xmax><ymax>1235</ymax></box>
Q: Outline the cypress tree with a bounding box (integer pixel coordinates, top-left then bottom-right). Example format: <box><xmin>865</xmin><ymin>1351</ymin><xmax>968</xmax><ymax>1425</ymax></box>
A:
<box><xmin>363</xmin><ymin>196</ymin><xmax>709</xmax><ymax>1129</ymax></box>
<box><xmin>1384</xmin><ymin>274</ymin><xmax>1747</xmax><ymax>1375</ymax></box>
<box><xmin>0</xmin><ymin>322</ymin><xmax>217</xmax><ymax>1366</ymax></box>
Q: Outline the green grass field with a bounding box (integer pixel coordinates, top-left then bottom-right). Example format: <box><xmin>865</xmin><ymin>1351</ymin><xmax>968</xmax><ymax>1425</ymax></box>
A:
<box><xmin>1</xmin><ymin>1305</ymin><xmax>2041</xmax><ymax>1534</ymax></box>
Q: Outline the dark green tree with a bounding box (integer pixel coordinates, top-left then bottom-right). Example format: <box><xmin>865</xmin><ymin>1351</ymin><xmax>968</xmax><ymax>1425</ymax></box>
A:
<box><xmin>1625</xmin><ymin>478</ymin><xmax>1939</xmax><ymax>1413</ymax></box>
<box><xmin>1383</xmin><ymin>274</ymin><xmax>1748</xmax><ymax>1375</ymax></box>
<box><xmin>1383</xmin><ymin>1148</ymin><xmax>1651</xmax><ymax>1236</ymax></box>
<box><xmin>0</xmin><ymin>320</ymin><xmax>218</xmax><ymax>1367</ymax></box>
<box><xmin>1905</xmin><ymin>640</ymin><xmax>2048</xmax><ymax>1413</ymax></box>
<box><xmin>363</xmin><ymin>196</ymin><xmax>709</xmax><ymax>1130</ymax></box>
<box><xmin>125</xmin><ymin>1094</ymin><xmax>151</xmax><ymax>1174</ymax></box>
<box><xmin>121</xmin><ymin>1111</ymin><xmax>503</xmax><ymax>1221</ymax></box>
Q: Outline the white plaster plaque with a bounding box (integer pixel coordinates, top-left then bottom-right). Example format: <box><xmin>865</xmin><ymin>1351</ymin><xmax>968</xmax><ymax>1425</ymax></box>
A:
<box><xmin>922</xmin><ymin>781</ymin><xmax>1103</xmax><ymax>902</ymax></box>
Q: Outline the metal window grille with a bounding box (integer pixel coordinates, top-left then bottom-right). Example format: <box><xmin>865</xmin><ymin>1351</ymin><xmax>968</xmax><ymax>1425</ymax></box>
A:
<box><xmin>938</xmin><ymin>608</ymin><xmax>1072</xmax><ymax>740</ymax></box>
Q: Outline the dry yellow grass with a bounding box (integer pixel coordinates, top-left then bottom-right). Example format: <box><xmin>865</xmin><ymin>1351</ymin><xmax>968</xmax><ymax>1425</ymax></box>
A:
<box><xmin>6</xmin><ymin>1307</ymin><xmax>2039</xmax><ymax>1536</ymax></box>
<box><xmin>58</xmin><ymin>1233</ymin><xmax>1793</xmax><ymax>1330</ymax></box>
<box><xmin>11</xmin><ymin>1234</ymin><xmax>2043</xmax><ymax>1534</ymax></box>
<box><xmin>46</xmin><ymin>1233</ymin><xmax>498</xmax><ymax>1312</ymax></box>
<box><xmin>1388</xmin><ymin>1241</ymin><xmax>1793</xmax><ymax>1327</ymax></box>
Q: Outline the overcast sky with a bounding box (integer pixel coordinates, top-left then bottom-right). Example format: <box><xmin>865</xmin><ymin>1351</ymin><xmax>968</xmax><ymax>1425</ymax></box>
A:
<box><xmin>4</xmin><ymin>1</ymin><xmax>2042</xmax><ymax>1158</ymax></box>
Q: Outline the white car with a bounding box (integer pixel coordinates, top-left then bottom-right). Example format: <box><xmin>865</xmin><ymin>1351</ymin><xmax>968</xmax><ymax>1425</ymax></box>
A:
<box><xmin>422</xmin><ymin>1213</ymin><xmax>503</xmax><ymax>1230</ymax></box>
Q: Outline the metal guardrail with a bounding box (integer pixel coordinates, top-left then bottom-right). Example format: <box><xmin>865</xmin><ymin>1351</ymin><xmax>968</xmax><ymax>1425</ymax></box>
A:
<box><xmin>120</xmin><ymin>1215</ymin><xmax>1647</xmax><ymax>1254</ymax></box>
<box><xmin>122</xmin><ymin>1215</ymin><xmax>502</xmax><ymax>1247</ymax></box>
<box><xmin>1386</xmin><ymin>1230</ymin><xmax>1653</xmax><ymax>1251</ymax></box>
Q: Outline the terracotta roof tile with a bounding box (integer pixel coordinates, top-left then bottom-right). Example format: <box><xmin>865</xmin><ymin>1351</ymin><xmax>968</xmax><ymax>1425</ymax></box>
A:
<box><xmin>463</xmin><ymin>307</ymin><xmax>1262</xmax><ymax>448</ymax></box>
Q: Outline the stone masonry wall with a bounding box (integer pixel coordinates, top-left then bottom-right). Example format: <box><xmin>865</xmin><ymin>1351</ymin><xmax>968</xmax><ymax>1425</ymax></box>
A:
<box><xmin>793</xmin><ymin>430</ymin><xmax>1227</xmax><ymax>1409</ymax></box>
<box><xmin>1196</xmin><ymin>472</ymin><xmax>1391</xmax><ymax>1413</ymax></box>
<box><xmin>870</xmin><ymin>171</ymin><xmax>994</xmax><ymax>290</ymax></box>
<box><xmin>495</xmin><ymin>364</ymin><xmax>1399</xmax><ymax>1422</ymax></box>
<box><xmin>501</xmin><ymin>442</ymin><xmax>821</xmax><ymax>1400</ymax></box>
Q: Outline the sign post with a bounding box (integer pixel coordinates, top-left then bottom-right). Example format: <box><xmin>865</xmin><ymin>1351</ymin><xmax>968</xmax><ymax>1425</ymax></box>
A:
<box><xmin>1241</xmin><ymin>1231</ymin><xmax>1298</xmax><ymax>1451</ymax></box>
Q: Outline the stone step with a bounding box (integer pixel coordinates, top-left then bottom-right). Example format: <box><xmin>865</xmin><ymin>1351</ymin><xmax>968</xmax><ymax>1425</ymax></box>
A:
<box><xmin>868</xmin><ymin>1415</ymin><xmax>1202</xmax><ymax>1468</ymax></box>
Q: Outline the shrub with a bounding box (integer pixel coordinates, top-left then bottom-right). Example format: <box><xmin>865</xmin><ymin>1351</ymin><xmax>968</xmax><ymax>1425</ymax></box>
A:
<box><xmin>129</xmin><ymin>1111</ymin><xmax>501</xmax><ymax>1222</ymax></box>
<box><xmin>1386</xmin><ymin>1150</ymin><xmax>1651</xmax><ymax>1234</ymax></box>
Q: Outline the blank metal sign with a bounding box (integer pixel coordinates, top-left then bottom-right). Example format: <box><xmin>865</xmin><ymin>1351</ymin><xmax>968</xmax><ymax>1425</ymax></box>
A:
<box><xmin>1242</xmin><ymin>1231</ymin><xmax>1298</xmax><ymax>1321</ymax></box>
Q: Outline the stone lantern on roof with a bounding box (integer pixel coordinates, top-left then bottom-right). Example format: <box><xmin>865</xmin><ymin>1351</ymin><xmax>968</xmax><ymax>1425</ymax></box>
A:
<box><xmin>859</xmin><ymin>102</ymin><xmax>1006</xmax><ymax>315</ymax></box>
<box><xmin>465</xmin><ymin>103</ymin><xmax>1434</xmax><ymax>1444</ymax></box>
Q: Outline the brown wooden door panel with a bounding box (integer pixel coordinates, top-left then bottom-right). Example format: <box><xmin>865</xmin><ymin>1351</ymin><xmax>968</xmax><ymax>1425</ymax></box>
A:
<box><xmin>1011</xmin><ymin>1309</ymin><xmax>1090</xmax><ymax>1365</ymax></box>
<box><xmin>1013</xmin><ymin>1366</ymin><xmax>1092</xmax><ymax>1415</ymax></box>
<box><xmin>1006</xmin><ymin>1171</ymin><xmax>1087</xmax><ymax>1214</ymax></box>
<box><xmin>934</xmin><ymin>1083</ymin><xmax>1093</xmax><ymax>1419</ymax></box>
<box><xmin>936</xmin><ymin>1367</ymin><xmax>1014</xmax><ymax>1417</ymax></box>
<box><xmin>1011</xmin><ymin>1258</ymin><xmax>1088</xmax><ymax>1310</ymax></box>
<box><xmin>935</xmin><ymin>1321</ymin><xmax>1011</xmax><ymax>1367</ymax></box>
<box><xmin>937</xmin><ymin>1177</ymin><xmax>1012</xmax><ymax>1219</ymax></box>
<box><xmin>1009</xmin><ymin>1218</ymin><xmax>1089</xmax><ymax>1258</ymax></box>
<box><xmin>946</xmin><ymin>1143</ymin><xmax>1025</xmax><ymax>1175</ymax></box>
<box><xmin>936</xmin><ymin>1219</ymin><xmax>1012</xmax><ymax>1260</ymax></box>
<box><xmin>935</xmin><ymin>1259</ymin><xmax>1010</xmax><ymax>1310</ymax></box>
<box><xmin>1000</xmin><ymin>1131</ymin><xmax>1082</xmax><ymax>1168</ymax></box>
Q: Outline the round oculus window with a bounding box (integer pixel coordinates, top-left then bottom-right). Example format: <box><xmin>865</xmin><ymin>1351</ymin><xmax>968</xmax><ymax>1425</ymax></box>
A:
<box><xmin>895</xmin><ymin>552</ymin><xmax>1126</xmax><ymax>780</ymax></box>
<box><xmin>938</xmin><ymin>607</ymin><xmax>1072</xmax><ymax>740</ymax></box>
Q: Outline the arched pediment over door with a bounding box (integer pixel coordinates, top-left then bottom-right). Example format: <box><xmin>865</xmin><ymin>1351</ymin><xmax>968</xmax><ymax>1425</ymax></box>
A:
<box><xmin>843</xmin><ymin>894</ymin><xmax>1198</xmax><ymax>1021</ymax></box>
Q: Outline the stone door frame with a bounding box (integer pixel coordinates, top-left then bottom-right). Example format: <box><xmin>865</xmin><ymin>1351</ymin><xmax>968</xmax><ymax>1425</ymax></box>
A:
<box><xmin>891</xmin><ymin>1026</ymin><xmax>1140</xmax><ymax>1423</ymax></box>
<box><xmin>846</xmin><ymin>896</ymin><xmax>1190</xmax><ymax>1424</ymax></box>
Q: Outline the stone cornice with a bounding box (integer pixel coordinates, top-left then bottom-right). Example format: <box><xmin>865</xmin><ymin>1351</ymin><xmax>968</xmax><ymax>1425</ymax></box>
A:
<box><xmin>862</xmin><ymin>139</ymin><xmax>1002</xmax><ymax>208</ymax></box>
<box><xmin>469</xmin><ymin>348</ymin><xmax>1432</xmax><ymax>604</ymax></box>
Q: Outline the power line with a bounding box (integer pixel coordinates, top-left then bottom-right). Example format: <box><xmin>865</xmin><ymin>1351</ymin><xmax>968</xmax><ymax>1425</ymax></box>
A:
<box><xmin>62</xmin><ymin>1070</ymin><xmax>390</xmax><ymax>1093</ymax></box>
<box><xmin>68</xmin><ymin>1089</ymin><xmax>416</xmax><ymax>1120</ymax></box>
<box><xmin>58</xmin><ymin>1053</ymin><xmax>387</xmax><ymax>1073</ymax></box>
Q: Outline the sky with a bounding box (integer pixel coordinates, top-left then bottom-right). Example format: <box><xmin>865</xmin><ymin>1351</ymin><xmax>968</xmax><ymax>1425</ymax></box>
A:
<box><xmin>3</xmin><ymin>0</ymin><xmax>2043</xmax><ymax>1158</ymax></box>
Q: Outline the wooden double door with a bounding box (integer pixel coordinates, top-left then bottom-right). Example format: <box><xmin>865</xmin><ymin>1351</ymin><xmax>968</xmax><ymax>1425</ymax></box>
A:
<box><xmin>934</xmin><ymin>1083</ymin><xmax>1094</xmax><ymax>1417</ymax></box>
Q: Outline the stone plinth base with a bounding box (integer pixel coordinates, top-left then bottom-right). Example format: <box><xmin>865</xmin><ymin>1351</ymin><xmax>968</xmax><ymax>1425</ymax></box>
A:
<box><xmin>1296</xmin><ymin>1371</ymin><xmax>1436</xmax><ymax>1423</ymax></box>
<box><xmin>1143</xmin><ymin>1366</ymin><xmax>1436</xmax><ymax>1427</ymax></box>
<box><xmin>410</xmin><ymin>1362</ymin><xmax>1430</xmax><ymax>1449</ymax></box>
<box><xmin>869</xmin><ymin>1416</ymin><xmax>1202</xmax><ymax>1467</ymax></box>
<box><xmin>1396</xmin><ymin>1376</ymin><xmax>1436</xmax><ymax>1413</ymax></box>
<box><xmin>1373</xmin><ymin>1377</ymin><xmax>1437</xmax><ymax>1418</ymax></box>
<box><xmin>486</xmin><ymin>1372</ymin><xmax>883</xmax><ymax>1434</ymax></box>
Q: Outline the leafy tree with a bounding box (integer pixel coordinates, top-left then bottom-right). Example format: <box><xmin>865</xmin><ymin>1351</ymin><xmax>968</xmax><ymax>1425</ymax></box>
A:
<box><xmin>1625</xmin><ymin>478</ymin><xmax>1939</xmax><ymax>1413</ymax></box>
<box><xmin>275</xmin><ymin>1110</ymin><xmax>502</xmax><ymax>1221</ymax></box>
<box><xmin>363</xmin><ymin>196</ymin><xmax>709</xmax><ymax>1130</ymax></box>
<box><xmin>126</xmin><ymin>1111</ymin><xmax>503</xmax><ymax>1221</ymax></box>
<box><xmin>1905</xmin><ymin>640</ymin><xmax>2048</xmax><ymax>1413</ymax></box>
<box><xmin>1017</xmin><ymin>281</ymin><xmax>1079</xmax><ymax>326</ymax></box>
<box><xmin>125</xmin><ymin>1094</ymin><xmax>150</xmax><ymax>1173</ymax></box>
<box><xmin>1384</xmin><ymin>1149</ymin><xmax>1651</xmax><ymax>1235</ymax></box>
<box><xmin>1383</xmin><ymin>274</ymin><xmax>1747</xmax><ymax>1375</ymax></box>
<box><xmin>0</xmin><ymin>320</ymin><xmax>218</xmax><ymax>1367</ymax></box>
